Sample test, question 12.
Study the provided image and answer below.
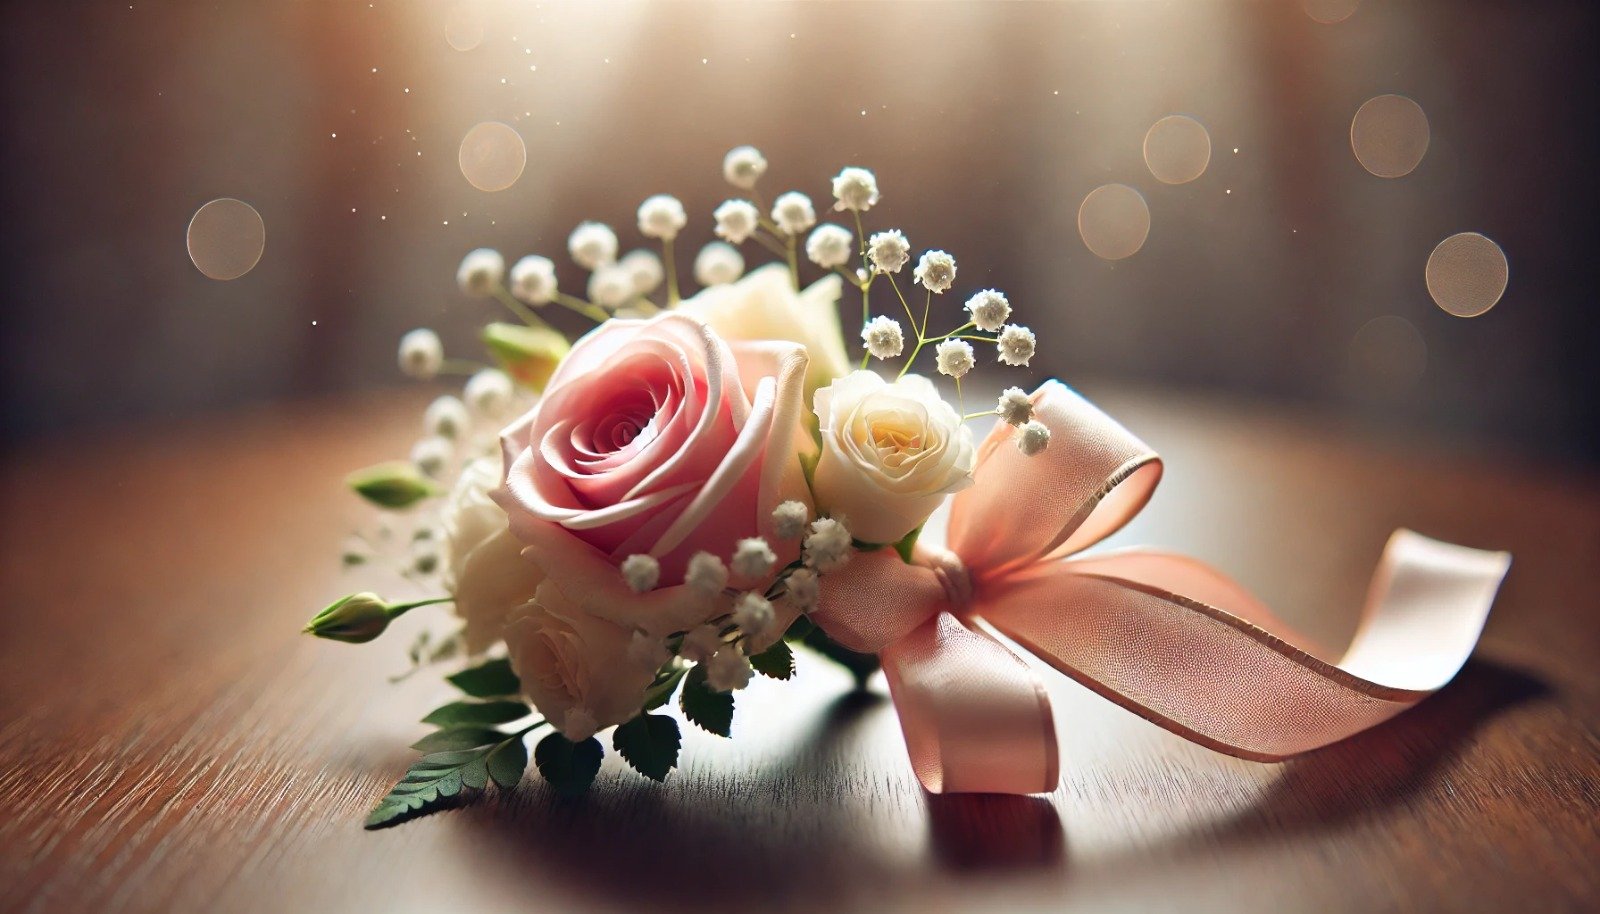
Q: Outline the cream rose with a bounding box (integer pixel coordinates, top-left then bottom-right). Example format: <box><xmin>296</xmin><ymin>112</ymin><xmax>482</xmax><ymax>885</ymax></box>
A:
<box><xmin>444</xmin><ymin>456</ymin><xmax>543</xmax><ymax>653</ymax></box>
<box><xmin>503</xmin><ymin>580</ymin><xmax>658</xmax><ymax>741</ymax></box>
<box><xmin>810</xmin><ymin>371</ymin><xmax>976</xmax><ymax>545</ymax></box>
<box><xmin>676</xmin><ymin>263</ymin><xmax>849</xmax><ymax>393</ymax></box>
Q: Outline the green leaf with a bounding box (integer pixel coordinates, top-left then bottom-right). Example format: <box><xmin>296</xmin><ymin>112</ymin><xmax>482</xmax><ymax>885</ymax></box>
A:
<box><xmin>891</xmin><ymin>524</ymin><xmax>923</xmax><ymax>563</ymax></box>
<box><xmin>421</xmin><ymin>699</ymin><xmax>531</xmax><ymax>727</ymax></box>
<box><xmin>534</xmin><ymin>732</ymin><xmax>604</xmax><ymax>796</ymax></box>
<box><xmin>447</xmin><ymin>658</ymin><xmax>520</xmax><ymax>697</ymax></box>
<box><xmin>750</xmin><ymin>639</ymin><xmax>795</xmax><ymax>680</ymax></box>
<box><xmin>612</xmin><ymin>713</ymin><xmax>681</xmax><ymax>782</ymax></box>
<box><xmin>346</xmin><ymin>461</ymin><xmax>442</xmax><ymax>509</ymax></box>
<box><xmin>641</xmin><ymin>666</ymin><xmax>687</xmax><ymax>711</ymax></box>
<box><xmin>364</xmin><ymin>745</ymin><xmax>501</xmax><ymax>829</ymax></box>
<box><xmin>679</xmin><ymin>665</ymin><xmax>733</xmax><ymax>737</ymax></box>
<box><xmin>486</xmin><ymin>737</ymin><xmax>529</xmax><ymax>788</ymax></box>
<box><xmin>410</xmin><ymin>727</ymin><xmax>505</xmax><ymax>752</ymax></box>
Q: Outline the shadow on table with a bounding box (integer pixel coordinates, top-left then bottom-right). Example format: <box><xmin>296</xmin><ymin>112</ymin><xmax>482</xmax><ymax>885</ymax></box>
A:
<box><xmin>1189</xmin><ymin>657</ymin><xmax>1550</xmax><ymax>847</ymax></box>
<box><xmin>465</xmin><ymin>688</ymin><xmax>1064</xmax><ymax>909</ymax></box>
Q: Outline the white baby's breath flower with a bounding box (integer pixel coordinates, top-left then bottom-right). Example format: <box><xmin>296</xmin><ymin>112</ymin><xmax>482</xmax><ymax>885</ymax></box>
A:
<box><xmin>628</xmin><ymin>630</ymin><xmax>672</xmax><ymax>668</ymax></box>
<box><xmin>861</xmin><ymin>316</ymin><xmax>905</xmax><ymax>361</ymax></box>
<box><xmin>713</xmin><ymin>199</ymin><xmax>759</xmax><ymax>244</ymax></box>
<box><xmin>996</xmin><ymin>324</ymin><xmax>1037</xmax><ymax>367</ymax></box>
<box><xmin>783</xmin><ymin>566</ymin><xmax>820</xmax><ymax>611</ymax></box>
<box><xmin>731</xmin><ymin>592</ymin><xmax>775</xmax><ymax>641</ymax></box>
<box><xmin>995</xmin><ymin>387</ymin><xmax>1033</xmax><ymax>426</ymax></box>
<box><xmin>509</xmin><ymin>255</ymin><xmax>558</xmax><ymax>305</ymax></box>
<box><xmin>771</xmin><ymin>500</ymin><xmax>809</xmax><ymax>539</ymax></box>
<box><xmin>398</xmin><ymin>328</ymin><xmax>443</xmax><ymax>379</ymax></box>
<box><xmin>803</xmin><ymin>517</ymin><xmax>853</xmax><ymax>572</ymax></box>
<box><xmin>722</xmin><ymin>145</ymin><xmax>768</xmax><ymax>190</ymax></box>
<box><xmin>868</xmin><ymin>230</ymin><xmax>910</xmax><ymax>274</ymax></box>
<box><xmin>771</xmin><ymin>192</ymin><xmax>816</xmax><ymax>236</ymax></box>
<box><xmin>456</xmin><ymin>248</ymin><xmax>505</xmax><ymax>297</ymax></box>
<box><xmin>805</xmin><ymin>224</ymin><xmax>854</xmax><ymax>269</ymax></box>
<box><xmin>463</xmin><ymin>368</ymin><xmax>513</xmax><ymax>418</ymax></box>
<box><xmin>410</xmin><ymin>436</ymin><xmax>453</xmax><ymax>477</ymax></box>
<box><xmin>964</xmin><ymin>289</ymin><xmax>1011</xmax><ymax>333</ymax></box>
<box><xmin>620</xmin><ymin>554</ymin><xmax>661</xmax><ymax>593</ymax></box>
<box><xmin>913</xmin><ymin>250</ymin><xmax>956</xmax><ymax>293</ymax></box>
<box><xmin>568</xmin><ymin>221</ymin><xmax>618</xmax><ymax>270</ymax></box>
<box><xmin>424</xmin><ymin>394</ymin><xmax>470</xmax><ymax>439</ymax></box>
<box><xmin>637</xmin><ymin>194</ymin><xmax>688</xmax><ymax>241</ymax></box>
<box><xmin>706</xmin><ymin>645</ymin><xmax>753</xmax><ymax>692</ymax></box>
<box><xmin>730</xmin><ymin>537</ymin><xmax>777</xmax><ymax>579</ymax></box>
<box><xmin>682</xmin><ymin>625</ymin><xmax>724</xmax><ymax>664</ymax></box>
<box><xmin>618</xmin><ymin>249</ymin><xmax>664</xmax><ymax>294</ymax></box>
<box><xmin>694</xmin><ymin>242</ymin><xmax>745</xmax><ymax>287</ymax></box>
<box><xmin>685</xmin><ymin>551</ymin><xmax>729</xmax><ymax>597</ymax></box>
<box><xmin>831</xmin><ymin>166</ymin><xmax>880</xmax><ymax>213</ymax></box>
<box><xmin>935</xmin><ymin>339</ymin><xmax>975</xmax><ymax>378</ymax></box>
<box><xmin>587</xmin><ymin>265</ymin><xmax>634</xmax><ymax>309</ymax></box>
<box><xmin>1017</xmin><ymin>419</ymin><xmax>1051</xmax><ymax>456</ymax></box>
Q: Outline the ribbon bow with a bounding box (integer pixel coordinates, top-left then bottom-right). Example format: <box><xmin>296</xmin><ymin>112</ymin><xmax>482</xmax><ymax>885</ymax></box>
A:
<box><xmin>808</xmin><ymin>381</ymin><xmax>1511</xmax><ymax>794</ymax></box>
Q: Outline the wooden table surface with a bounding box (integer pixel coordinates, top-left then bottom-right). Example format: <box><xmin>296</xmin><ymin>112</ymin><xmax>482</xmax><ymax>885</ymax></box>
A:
<box><xmin>2</xmin><ymin>386</ymin><xmax>1596</xmax><ymax>914</ymax></box>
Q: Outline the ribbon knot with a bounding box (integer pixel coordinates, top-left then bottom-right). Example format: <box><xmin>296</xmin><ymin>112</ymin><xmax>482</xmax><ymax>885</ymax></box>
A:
<box><xmin>808</xmin><ymin>381</ymin><xmax>1511</xmax><ymax>796</ymax></box>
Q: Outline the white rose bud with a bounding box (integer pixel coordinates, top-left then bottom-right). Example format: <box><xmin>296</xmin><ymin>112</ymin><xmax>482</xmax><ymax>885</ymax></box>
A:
<box><xmin>811</xmin><ymin>371</ymin><xmax>975</xmax><ymax>545</ymax></box>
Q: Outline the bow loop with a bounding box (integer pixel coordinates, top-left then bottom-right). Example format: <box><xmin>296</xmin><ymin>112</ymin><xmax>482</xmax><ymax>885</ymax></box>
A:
<box><xmin>948</xmin><ymin>381</ymin><xmax>1162</xmax><ymax>580</ymax></box>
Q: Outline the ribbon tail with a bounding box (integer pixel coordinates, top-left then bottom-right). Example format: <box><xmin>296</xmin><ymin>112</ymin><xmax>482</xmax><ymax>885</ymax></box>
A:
<box><xmin>879</xmin><ymin>611</ymin><xmax>1060</xmax><ymax>794</ymax></box>
<box><xmin>978</xmin><ymin>530</ymin><xmax>1511</xmax><ymax>761</ymax></box>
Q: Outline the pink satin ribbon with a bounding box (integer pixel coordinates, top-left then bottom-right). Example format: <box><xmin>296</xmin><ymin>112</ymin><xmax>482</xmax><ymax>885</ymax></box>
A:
<box><xmin>808</xmin><ymin>381</ymin><xmax>1512</xmax><ymax>795</ymax></box>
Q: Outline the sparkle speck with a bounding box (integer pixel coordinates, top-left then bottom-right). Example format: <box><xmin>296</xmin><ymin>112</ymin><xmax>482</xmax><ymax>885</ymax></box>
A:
<box><xmin>1233</xmin><ymin>147</ymin><xmax>1240</xmax><ymax>153</ymax></box>
<box><xmin>701</xmin><ymin>57</ymin><xmax>708</xmax><ymax>64</ymax></box>
<box><xmin>1225</xmin><ymin>189</ymin><xmax>1233</xmax><ymax>194</ymax></box>
<box><xmin>311</xmin><ymin>320</ymin><xmax>318</xmax><ymax>326</ymax></box>
<box><xmin>330</xmin><ymin>132</ymin><xmax>337</xmax><ymax>138</ymax></box>
<box><xmin>371</xmin><ymin>67</ymin><xmax>378</xmax><ymax>73</ymax></box>
<box><xmin>403</xmin><ymin>87</ymin><xmax>410</xmax><ymax>94</ymax></box>
<box><xmin>860</xmin><ymin>109</ymin><xmax>866</xmax><ymax>116</ymax></box>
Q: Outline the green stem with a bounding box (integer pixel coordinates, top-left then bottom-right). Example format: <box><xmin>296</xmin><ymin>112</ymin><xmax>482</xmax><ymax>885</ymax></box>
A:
<box><xmin>785</xmin><ymin>236</ymin><xmax>799</xmax><ymax>291</ymax></box>
<box><xmin>897</xmin><ymin>337</ymin><xmax>927</xmax><ymax>380</ymax></box>
<box><xmin>664</xmin><ymin>237</ymin><xmax>680</xmax><ymax>306</ymax></box>
<box><xmin>752</xmin><ymin>232</ymin><xmax>789</xmax><ymax>258</ymax></box>
<box><xmin>385</xmin><ymin>596</ymin><xmax>454</xmax><ymax>619</ymax></box>
<box><xmin>887</xmin><ymin>273</ymin><xmax>918</xmax><ymax>338</ymax></box>
<box><xmin>552</xmin><ymin>291</ymin><xmax>610</xmax><ymax>323</ymax></box>
<box><xmin>492</xmin><ymin>285</ymin><xmax>557</xmax><ymax>331</ymax></box>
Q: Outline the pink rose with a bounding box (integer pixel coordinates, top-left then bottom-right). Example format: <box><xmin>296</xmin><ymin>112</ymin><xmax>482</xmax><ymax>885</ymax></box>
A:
<box><xmin>493</xmin><ymin>313</ymin><xmax>811</xmax><ymax>634</ymax></box>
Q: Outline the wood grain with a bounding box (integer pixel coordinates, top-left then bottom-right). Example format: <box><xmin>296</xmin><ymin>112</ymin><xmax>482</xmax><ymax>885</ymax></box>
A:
<box><xmin>1</xmin><ymin>386</ymin><xmax>1596</xmax><ymax>914</ymax></box>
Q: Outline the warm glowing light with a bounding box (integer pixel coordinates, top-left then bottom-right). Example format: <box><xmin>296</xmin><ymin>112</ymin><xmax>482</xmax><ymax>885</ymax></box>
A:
<box><xmin>1351</xmin><ymin>95</ymin><xmax>1430</xmax><ymax>178</ymax></box>
<box><xmin>1301</xmin><ymin>0</ymin><xmax>1360</xmax><ymax>24</ymax></box>
<box><xmin>187</xmin><ymin>198</ymin><xmax>265</xmax><ymax>281</ymax></box>
<box><xmin>1077</xmin><ymin>184</ymin><xmax>1150</xmax><ymax>261</ymax></box>
<box><xmin>445</xmin><ymin>3</ymin><xmax>486</xmax><ymax>51</ymax></box>
<box><xmin>1426</xmin><ymin>233</ymin><xmax>1508</xmax><ymax>317</ymax></box>
<box><xmin>1350</xmin><ymin>315</ymin><xmax>1426</xmax><ymax>390</ymax></box>
<box><xmin>459</xmin><ymin>121</ymin><xmax>526</xmax><ymax>192</ymax></box>
<box><xmin>1143</xmin><ymin>115</ymin><xmax>1211</xmax><ymax>185</ymax></box>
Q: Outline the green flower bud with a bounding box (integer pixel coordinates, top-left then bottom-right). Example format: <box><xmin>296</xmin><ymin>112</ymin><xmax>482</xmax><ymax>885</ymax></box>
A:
<box><xmin>482</xmin><ymin>322</ymin><xmax>571</xmax><ymax>393</ymax></box>
<box><xmin>303</xmin><ymin>592</ymin><xmax>393</xmax><ymax>643</ymax></box>
<box><xmin>347</xmin><ymin>461</ymin><xmax>442</xmax><ymax>509</ymax></box>
<box><xmin>303</xmin><ymin>592</ymin><xmax>452</xmax><ymax>643</ymax></box>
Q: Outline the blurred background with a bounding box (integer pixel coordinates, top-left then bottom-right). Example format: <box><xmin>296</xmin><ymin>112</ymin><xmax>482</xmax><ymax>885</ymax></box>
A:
<box><xmin>1</xmin><ymin>0</ymin><xmax>1595</xmax><ymax>463</ymax></box>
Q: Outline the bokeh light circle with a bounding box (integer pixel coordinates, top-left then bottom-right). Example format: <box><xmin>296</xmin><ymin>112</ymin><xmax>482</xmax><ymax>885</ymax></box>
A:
<box><xmin>1143</xmin><ymin>115</ymin><xmax>1212</xmax><ymax>185</ymax></box>
<box><xmin>187</xmin><ymin>198</ymin><xmax>265</xmax><ymax>281</ymax></box>
<box><xmin>1350</xmin><ymin>315</ymin><xmax>1427</xmax><ymax>390</ymax></box>
<box><xmin>1351</xmin><ymin>95</ymin><xmax>1430</xmax><ymax>178</ymax></box>
<box><xmin>459</xmin><ymin>121</ymin><xmax>527</xmax><ymax>192</ymax></box>
<box><xmin>1426</xmin><ymin>232</ymin><xmax>1508</xmax><ymax>317</ymax></box>
<box><xmin>445</xmin><ymin>4</ymin><xmax>486</xmax><ymax>51</ymax></box>
<box><xmin>1077</xmin><ymin>184</ymin><xmax>1151</xmax><ymax>261</ymax></box>
<box><xmin>1301</xmin><ymin>0</ymin><xmax>1361</xmax><ymax>24</ymax></box>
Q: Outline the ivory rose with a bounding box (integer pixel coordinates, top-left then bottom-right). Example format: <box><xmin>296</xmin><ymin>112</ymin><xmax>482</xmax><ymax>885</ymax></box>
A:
<box><xmin>503</xmin><ymin>580</ymin><xmax>657</xmax><ymax>740</ymax></box>
<box><xmin>443</xmin><ymin>457</ymin><xmax>543</xmax><ymax>653</ymax></box>
<box><xmin>810</xmin><ymin>371</ymin><xmax>975</xmax><ymax>545</ymax></box>
<box><xmin>493</xmin><ymin>313</ymin><xmax>811</xmax><ymax>634</ymax></box>
<box><xmin>675</xmin><ymin>263</ymin><xmax>849</xmax><ymax>394</ymax></box>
